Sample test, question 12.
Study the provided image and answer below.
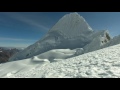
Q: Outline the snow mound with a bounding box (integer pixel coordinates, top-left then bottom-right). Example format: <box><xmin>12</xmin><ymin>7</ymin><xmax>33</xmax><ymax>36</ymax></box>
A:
<box><xmin>31</xmin><ymin>49</ymin><xmax>76</xmax><ymax>62</ymax></box>
<box><xmin>1</xmin><ymin>43</ymin><xmax>120</xmax><ymax>78</ymax></box>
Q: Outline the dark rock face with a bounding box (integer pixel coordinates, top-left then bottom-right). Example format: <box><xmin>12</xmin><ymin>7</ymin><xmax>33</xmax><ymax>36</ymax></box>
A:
<box><xmin>0</xmin><ymin>48</ymin><xmax>20</xmax><ymax>63</ymax></box>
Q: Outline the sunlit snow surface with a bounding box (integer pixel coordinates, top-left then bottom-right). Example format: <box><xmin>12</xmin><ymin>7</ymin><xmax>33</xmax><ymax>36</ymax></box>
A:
<box><xmin>1</xmin><ymin>44</ymin><xmax>120</xmax><ymax>78</ymax></box>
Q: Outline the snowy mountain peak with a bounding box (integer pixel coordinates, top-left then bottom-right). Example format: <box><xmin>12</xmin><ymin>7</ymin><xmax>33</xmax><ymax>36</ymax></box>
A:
<box><xmin>63</xmin><ymin>12</ymin><xmax>81</xmax><ymax>18</ymax></box>
<box><xmin>48</xmin><ymin>12</ymin><xmax>93</xmax><ymax>38</ymax></box>
<box><xmin>9</xmin><ymin>12</ymin><xmax>111</xmax><ymax>62</ymax></box>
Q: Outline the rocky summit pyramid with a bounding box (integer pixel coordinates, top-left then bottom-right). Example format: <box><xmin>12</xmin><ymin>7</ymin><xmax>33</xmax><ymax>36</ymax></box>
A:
<box><xmin>9</xmin><ymin>12</ymin><xmax>111</xmax><ymax>61</ymax></box>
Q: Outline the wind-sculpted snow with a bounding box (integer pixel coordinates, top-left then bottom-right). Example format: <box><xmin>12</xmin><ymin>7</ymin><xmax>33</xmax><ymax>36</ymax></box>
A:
<box><xmin>1</xmin><ymin>44</ymin><xmax>120</xmax><ymax>78</ymax></box>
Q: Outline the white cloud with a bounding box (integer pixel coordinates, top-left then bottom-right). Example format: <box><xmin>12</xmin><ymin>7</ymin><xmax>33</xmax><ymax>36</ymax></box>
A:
<box><xmin>15</xmin><ymin>15</ymin><xmax>49</xmax><ymax>31</ymax></box>
<box><xmin>7</xmin><ymin>13</ymin><xmax>49</xmax><ymax>31</ymax></box>
<box><xmin>0</xmin><ymin>37</ymin><xmax>36</xmax><ymax>42</ymax></box>
<box><xmin>0</xmin><ymin>43</ymin><xmax>30</xmax><ymax>48</ymax></box>
<box><xmin>0</xmin><ymin>37</ymin><xmax>36</xmax><ymax>47</ymax></box>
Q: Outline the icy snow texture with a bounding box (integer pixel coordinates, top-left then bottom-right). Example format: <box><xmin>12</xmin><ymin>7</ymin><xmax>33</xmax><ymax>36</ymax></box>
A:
<box><xmin>9</xmin><ymin>12</ymin><xmax>111</xmax><ymax>62</ymax></box>
<box><xmin>1</xmin><ymin>44</ymin><xmax>120</xmax><ymax>78</ymax></box>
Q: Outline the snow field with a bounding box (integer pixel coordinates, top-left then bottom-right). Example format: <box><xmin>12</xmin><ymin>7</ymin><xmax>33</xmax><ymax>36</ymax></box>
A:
<box><xmin>1</xmin><ymin>44</ymin><xmax>120</xmax><ymax>78</ymax></box>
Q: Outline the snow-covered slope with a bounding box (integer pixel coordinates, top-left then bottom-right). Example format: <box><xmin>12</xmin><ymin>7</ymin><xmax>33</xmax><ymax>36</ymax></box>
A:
<box><xmin>1</xmin><ymin>43</ymin><xmax>120</xmax><ymax>78</ymax></box>
<box><xmin>9</xmin><ymin>12</ymin><xmax>112</xmax><ymax>62</ymax></box>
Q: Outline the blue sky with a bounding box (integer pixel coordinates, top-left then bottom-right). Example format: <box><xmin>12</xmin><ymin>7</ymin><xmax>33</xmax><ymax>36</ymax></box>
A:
<box><xmin>0</xmin><ymin>12</ymin><xmax>120</xmax><ymax>48</ymax></box>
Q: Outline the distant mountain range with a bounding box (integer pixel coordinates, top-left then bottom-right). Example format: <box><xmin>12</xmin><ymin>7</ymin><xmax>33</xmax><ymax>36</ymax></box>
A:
<box><xmin>0</xmin><ymin>47</ymin><xmax>21</xmax><ymax>63</ymax></box>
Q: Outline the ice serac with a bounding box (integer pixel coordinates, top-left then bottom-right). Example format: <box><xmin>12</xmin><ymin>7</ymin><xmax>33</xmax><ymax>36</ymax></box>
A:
<box><xmin>83</xmin><ymin>30</ymin><xmax>111</xmax><ymax>53</ymax></box>
<box><xmin>9</xmin><ymin>12</ymin><xmax>94</xmax><ymax>61</ymax></box>
<box><xmin>101</xmin><ymin>35</ymin><xmax>120</xmax><ymax>49</ymax></box>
